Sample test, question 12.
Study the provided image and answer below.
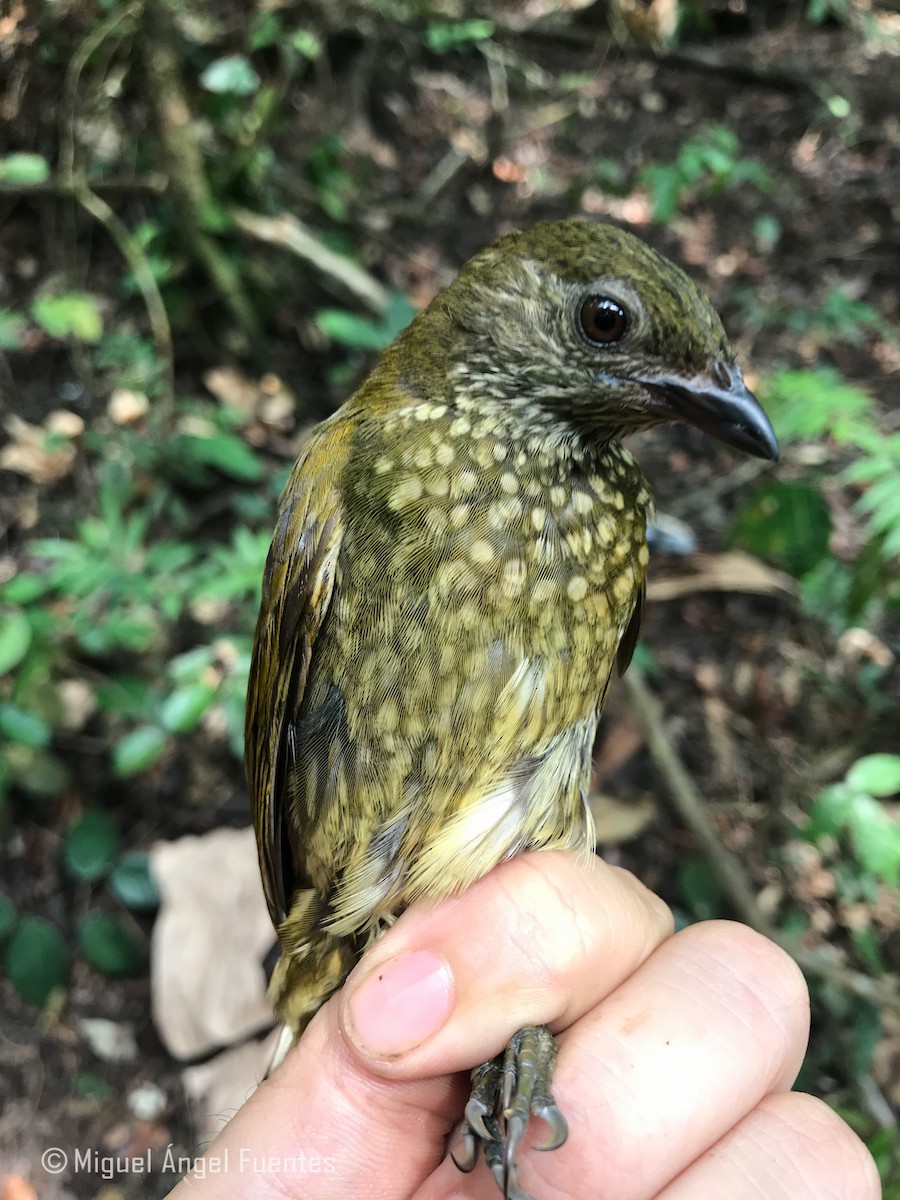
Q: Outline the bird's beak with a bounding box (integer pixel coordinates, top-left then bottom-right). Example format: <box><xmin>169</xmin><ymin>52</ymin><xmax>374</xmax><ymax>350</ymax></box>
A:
<box><xmin>634</xmin><ymin>361</ymin><xmax>779</xmax><ymax>462</ymax></box>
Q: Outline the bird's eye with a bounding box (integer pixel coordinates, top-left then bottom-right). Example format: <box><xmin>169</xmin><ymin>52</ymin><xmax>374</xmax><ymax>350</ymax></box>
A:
<box><xmin>579</xmin><ymin>296</ymin><xmax>628</xmax><ymax>345</ymax></box>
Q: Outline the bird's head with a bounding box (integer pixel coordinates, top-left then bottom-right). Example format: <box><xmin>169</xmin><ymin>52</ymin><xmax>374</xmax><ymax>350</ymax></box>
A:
<box><xmin>395</xmin><ymin>219</ymin><xmax>777</xmax><ymax>461</ymax></box>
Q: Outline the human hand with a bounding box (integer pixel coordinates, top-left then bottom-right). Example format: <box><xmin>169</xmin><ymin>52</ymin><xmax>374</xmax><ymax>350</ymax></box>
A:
<box><xmin>169</xmin><ymin>851</ymin><xmax>878</xmax><ymax>1199</ymax></box>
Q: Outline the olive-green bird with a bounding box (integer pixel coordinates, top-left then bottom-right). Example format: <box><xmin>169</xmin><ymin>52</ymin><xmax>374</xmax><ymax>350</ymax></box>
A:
<box><xmin>245</xmin><ymin>219</ymin><xmax>777</xmax><ymax>1198</ymax></box>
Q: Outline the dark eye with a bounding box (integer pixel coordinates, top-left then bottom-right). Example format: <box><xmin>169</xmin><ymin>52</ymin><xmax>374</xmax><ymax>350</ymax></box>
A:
<box><xmin>579</xmin><ymin>295</ymin><xmax>628</xmax><ymax>345</ymax></box>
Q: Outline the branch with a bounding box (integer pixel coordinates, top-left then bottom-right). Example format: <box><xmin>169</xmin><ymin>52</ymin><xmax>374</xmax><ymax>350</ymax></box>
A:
<box><xmin>141</xmin><ymin>0</ymin><xmax>260</xmax><ymax>348</ymax></box>
<box><xmin>74</xmin><ymin>183</ymin><xmax>174</xmax><ymax>416</ymax></box>
<box><xmin>621</xmin><ymin>668</ymin><xmax>900</xmax><ymax>1014</ymax></box>
<box><xmin>231</xmin><ymin>209</ymin><xmax>389</xmax><ymax>315</ymax></box>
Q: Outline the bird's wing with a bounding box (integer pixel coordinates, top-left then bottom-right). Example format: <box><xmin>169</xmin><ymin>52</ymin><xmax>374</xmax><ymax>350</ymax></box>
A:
<box><xmin>616</xmin><ymin>577</ymin><xmax>645</xmax><ymax>677</ymax></box>
<box><xmin>244</xmin><ymin>421</ymin><xmax>349</xmax><ymax>926</ymax></box>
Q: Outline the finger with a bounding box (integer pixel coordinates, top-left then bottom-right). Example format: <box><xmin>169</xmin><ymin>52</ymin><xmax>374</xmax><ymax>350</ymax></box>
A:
<box><xmin>166</xmin><ymin>1010</ymin><xmax>466</xmax><ymax>1200</ymax></box>
<box><xmin>417</xmin><ymin>920</ymin><xmax>810</xmax><ymax>1200</ymax></box>
<box><xmin>654</xmin><ymin>1092</ymin><xmax>880</xmax><ymax>1200</ymax></box>
<box><xmin>340</xmin><ymin>850</ymin><xmax>674</xmax><ymax>1073</ymax></box>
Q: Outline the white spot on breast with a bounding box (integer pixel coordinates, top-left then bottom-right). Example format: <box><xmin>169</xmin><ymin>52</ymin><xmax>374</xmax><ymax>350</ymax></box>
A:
<box><xmin>500</xmin><ymin>558</ymin><xmax>528</xmax><ymax>597</ymax></box>
<box><xmin>388</xmin><ymin>476</ymin><xmax>423</xmax><ymax>510</ymax></box>
<box><xmin>567</xmin><ymin>575</ymin><xmax>589</xmax><ymax>602</ymax></box>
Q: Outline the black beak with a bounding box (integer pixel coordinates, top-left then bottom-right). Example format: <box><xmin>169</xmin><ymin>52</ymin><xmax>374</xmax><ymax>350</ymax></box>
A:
<box><xmin>636</xmin><ymin>361</ymin><xmax>779</xmax><ymax>462</ymax></box>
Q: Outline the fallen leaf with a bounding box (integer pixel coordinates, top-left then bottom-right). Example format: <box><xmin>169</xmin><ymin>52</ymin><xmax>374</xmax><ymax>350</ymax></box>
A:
<box><xmin>150</xmin><ymin>828</ymin><xmax>274</xmax><ymax>1059</ymax></box>
<box><xmin>182</xmin><ymin>1030</ymin><xmax>281</xmax><ymax>1148</ymax></box>
<box><xmin>589</xmin><ymin>791</ymin><xmax>658</xmax><ymax>845</ymax></box>
<box><xmin>0</xmin><ymin>414</ymin><xmax>79</xmax><ymax>484</ymax></box>
<box><xmin>77</xmin><ymin>1017</ymin><xmax>138</xmax><ymax>1063</ymax></box>
<box><xmin>647</xmin><ymin>551</ymin><xmax>797</xmax><ymax>602</ymax></box>
<box><xmin>108</xmin><ymin>389</ymin><xmax>149</xmax><ymax>425</ymax></box>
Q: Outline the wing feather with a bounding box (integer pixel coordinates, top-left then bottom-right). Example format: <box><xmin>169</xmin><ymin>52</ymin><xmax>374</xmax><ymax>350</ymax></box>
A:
<box><xmin>244</xmin><ymin>423</ymin><xmax>349</xmax><ymax>926</ymax></box>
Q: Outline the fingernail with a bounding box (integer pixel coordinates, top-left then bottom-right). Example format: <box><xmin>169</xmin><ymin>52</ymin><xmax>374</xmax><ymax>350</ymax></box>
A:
<box><xmin>347</xmin><ymin>950</ymin><xmax>454</xmax><ymax>1058</ymax></box>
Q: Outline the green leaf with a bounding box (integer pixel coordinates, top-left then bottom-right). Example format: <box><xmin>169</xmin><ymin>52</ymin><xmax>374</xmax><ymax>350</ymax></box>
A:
<box><xmin>846</xmin><ymin>754</ymin><xmax>900</xmax><ymax>798</ymax></box>
<box><xmin>290</xmin><ymin>28</ymin><xmax>322</xmax><ymax>58</ymax></box>
<box><xmin>760</xmin><ymin>369</ymin><xmax>871</xmax><ymax>443</ymax></box>
<box><xmin>7</xmin><ymin>748</ymin><xmax>69</xmax><ymax>797</ymax></box>
<box><xmin>0</xmin><ymin>702</ymin><xmax>51</xmax><ymax>748</ymax></box>
<box><xmin>848</xmin><ymin>795</ymin><xmax>900</xmax><ymax>886</ymax></box>
<box><xmin>160</xmin><ymin>683</ymin><xmax>216</xmax><ymax>733</ymax></box>
<box><xmin>806</xmin><ymin>782</ymin><xmax>855</xmax><ymax>841</ymax></box>
<box><xmin>381</xmin><ymin>292</ymin><xmax>418</xmax><ymax>340</ymax></box>
<box><xmin>249</xmin><ymin>11</ymin><xmax>281</xmax><ymax>49</ymax></box>
<box><xmin>31</xmin><ymin>293</ymin><xmax>102</xmax><ymax>343</ymax></box>
<box><xmin>0</xmin><ymin>892</ymin><xmax>17</xmax><ymax>942</ymax></box>
<box><xmin>108</xmin><ymin>852</ymin><xmax>160</xmax><ymax>911</ymax></box>
<box><xmin>316</xmin><ymin>308</ymin><xmax>389</xmax><ymax>350</ymax></box>
<box><xmin>0</xmin><ymin>310</ymin><xmax>27</xmax><ymax>350</ymax></box>
<box><xmin>848</xmin><ymin>1000</ymin><xmax>882</xmax><ymax>1078</ymax></box>
<box><xmin>177</xmin><ymin>433</ymin><xmax>264</xmax><ymax>481</ymax></box>
<box><xmin>113</xmin><ymin>725</ymin><xmax>168</xmax><ymax>776</ymax></box>
<box><xmin>677</xmin><ymin>858</ymin><xmax>725</xmax><ymax>921</ymax></box>
<box><xmin>0</xmin><ymin>608</ymin><xmax>32</xmax><ymax>674</ymax></box>
<box><xmin>425</xmin><ymin>19</ymin><xmax>494</xmax><ymax>52</ymax></box>
<box><xmin>6</xmin><ymin>916</ymin><xmax>67</xmax><ymax>1006</ymax></box>
<box><xmin>730</xmin><ymin>481</ymin><xmax>832</xmax><ymax>577</ymax></box>
<box><xmin>73</xmin><ymin>1071</ymin><xmax>114</xmax><ymax>1103</ymax></box>
<box><xmin>200</xmin><ymin>55</ymin><xmax>261</xmax><ymax>95</ymax></box>
<box><xmin>0</xmin><ymin>153</ymin><xmax>51</xmax><ymax>185</ymax></box>
<box><xmin>64</xmin><ymin>810</ymin><xmax>119</xmax><ymax>881</ymax></box>
<box><xmin>78</xmin><ymin>913</ymin><xmax>142</xmax><ymax>977</ymax></box>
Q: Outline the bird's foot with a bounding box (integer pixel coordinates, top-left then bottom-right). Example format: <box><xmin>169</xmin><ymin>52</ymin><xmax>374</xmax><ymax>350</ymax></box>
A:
<box><xmin>450</xmin><ymin>1025</ymin><xmax>567</xmax><ymax>1200</ymax></box>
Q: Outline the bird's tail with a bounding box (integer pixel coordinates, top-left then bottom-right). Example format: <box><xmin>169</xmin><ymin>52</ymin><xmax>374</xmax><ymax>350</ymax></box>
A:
<box><xmin>266</xmin><ymin>929</ymin><xmax>358</xmax><ymax>1072</ymax></box>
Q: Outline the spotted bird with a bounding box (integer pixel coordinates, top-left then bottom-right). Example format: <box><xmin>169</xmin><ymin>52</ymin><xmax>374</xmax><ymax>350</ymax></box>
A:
<box><xmin>245</xmin><ymin>219</ymin><xmax>778</xmax><ymax>1199</ymax></box>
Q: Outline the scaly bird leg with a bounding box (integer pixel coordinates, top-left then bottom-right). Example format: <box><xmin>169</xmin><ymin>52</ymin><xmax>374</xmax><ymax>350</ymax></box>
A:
<box><xmin>450</xmin><ymin>1025</ymin><xmax>567</xmax><ymax>1200</ymax></box>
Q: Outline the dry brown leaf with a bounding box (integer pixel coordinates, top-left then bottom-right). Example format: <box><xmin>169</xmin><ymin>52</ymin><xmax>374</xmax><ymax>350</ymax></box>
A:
<box><xmin>0</xmin><ymin>414</ymin><xmax>80</xmax><ymax>484</ymax></box>
<box><xmin>182</xmin><ymin>1029</ymin><xmax>281</xmax><ymax>1148</ymax></box>
<box><xmin>589</xmin><ymin>791</ymin><xmax>658</xmax><ymax>845</ymax></box>
<box><xmin>203</xmin><ymin>367</ymin><xmax>260</xmax><ymax>415</ymax></box>
<box><xmin>150</xmin><ymin>828</ymin><xmax>274</xmax><ymax>1060</ymax></box>
<box><xmin>648</xmin><ymin>551</ymin><xmax>797</xmax><ymax>602</ymax></box>
<box><xmin>593</xmin><ymin>716</ymin><xmax>644</xmax><ymax>785</ymax></box>
<box><xmin>108</xmin><ymin>389</ymin><xmax>149</xmax><ymax>425</ymax></box>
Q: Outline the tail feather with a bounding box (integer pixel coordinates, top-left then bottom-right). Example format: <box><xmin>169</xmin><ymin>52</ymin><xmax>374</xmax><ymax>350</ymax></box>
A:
<box><xmin>268</xmin><ymin>929</ymin><xmax>358</xmax><ymax>1048</ymax></box>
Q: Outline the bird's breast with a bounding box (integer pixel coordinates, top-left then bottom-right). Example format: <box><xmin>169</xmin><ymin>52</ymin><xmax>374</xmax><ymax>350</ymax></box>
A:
<box><xmin>317</xmin><ymin>405</ymin><xmax>652</xmax><ymax>751</ymax></box>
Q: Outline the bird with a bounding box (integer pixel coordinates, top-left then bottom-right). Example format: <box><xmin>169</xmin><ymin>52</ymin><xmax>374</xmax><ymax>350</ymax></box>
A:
<box><xmin>244</xmin><ymin>218</ymin><xmax>778</xmax><ymax>1199</ymax></box>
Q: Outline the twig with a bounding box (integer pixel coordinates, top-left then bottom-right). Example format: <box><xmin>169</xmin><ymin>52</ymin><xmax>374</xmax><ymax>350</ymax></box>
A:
<box><xmin>621</xmin><ymin>667</ymin><xmax>900</xmax><ymax>1013</ymax></box>
<box><xmin>0</xmin><ymin>174</ymin><xmax>167</xmax><ymax>197</ymax></box>
<box><xmin>54</xmin><ymin>5</ymin><xmax>174</xmax><ymax>412</ymax></box>
<box><xmin>74</xmin><ymin>183</ymin><xmax>174</xmax><ymax>416</ymax></box>
<box><xmin>141</xmin><ymin>0</ymin><xmax>260</xmax><ymax>349</ymax></box>
<box><xmin>231</xmin><ymin>209</ymin><xmax>389</xmax><ymax>315</ymax></box>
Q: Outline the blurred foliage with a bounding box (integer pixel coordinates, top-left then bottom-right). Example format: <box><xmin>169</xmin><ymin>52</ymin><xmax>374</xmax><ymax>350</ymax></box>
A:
<box><xmin>640</xmin><ymin>125</ymin><xmax>772</xmax><ymax>223</ymax></box>
<box><xmin>730</xmin><ymin>368</ymin><xmax>900</xmax><ymax>628</ymax></box>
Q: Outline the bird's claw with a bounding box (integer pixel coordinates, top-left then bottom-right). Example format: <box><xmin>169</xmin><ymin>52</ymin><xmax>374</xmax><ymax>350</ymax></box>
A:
<box><xmin>534</xmin><ymin>1102</ymin><xmax>568</xmax><ymax>1151</ymax></box>
<box><xmin>449</xmin><ymin>1025</ymin><xmax>566</xmax><ymax>1200</ymax></box>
